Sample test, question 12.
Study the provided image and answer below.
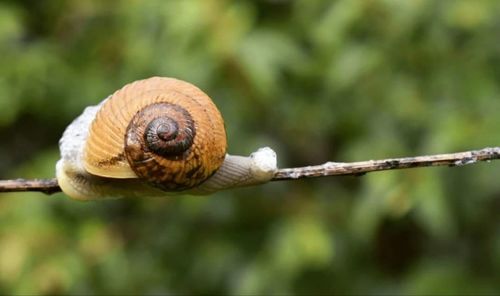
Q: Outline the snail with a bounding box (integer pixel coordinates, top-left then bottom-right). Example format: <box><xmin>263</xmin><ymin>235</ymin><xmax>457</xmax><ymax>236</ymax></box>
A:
<box><xmin>56</xmin><ymin>77</ymin><xmax>277</xmax><ymax>200</ymax></box>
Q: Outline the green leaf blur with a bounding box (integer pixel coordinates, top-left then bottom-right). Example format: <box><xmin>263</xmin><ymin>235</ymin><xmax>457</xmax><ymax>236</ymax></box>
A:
<box><xmin>0</xmin><ymin>0</ymin><xmax>499</xmax><ymax>294</ymax></box>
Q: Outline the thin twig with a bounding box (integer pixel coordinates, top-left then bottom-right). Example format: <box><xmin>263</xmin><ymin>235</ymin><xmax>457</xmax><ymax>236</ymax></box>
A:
<box><xmin>0</xmin><ymin>178</ymin><xmax>61</xmax><ymax>195</ymax></box>
<box><xmin>0</xmin><ymin>147</ymin><xmax>499</xmax><ymax>194</ymax></box>
<box><xmin>271</xmin><ymin>147</ymin><xmax>500</xmax><ymax>181</ymax></box>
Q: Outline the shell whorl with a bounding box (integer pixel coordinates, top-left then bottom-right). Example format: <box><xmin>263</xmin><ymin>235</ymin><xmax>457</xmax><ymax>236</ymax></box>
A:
<box><xmin>128</xmin><ymin>103</ymin><xmax>196</xmax><ymax>158</ymax></box>
<box><xmin>83</xmin><ymin>77</ymin><xmax>227</xmax><ymax>191</ymax></box>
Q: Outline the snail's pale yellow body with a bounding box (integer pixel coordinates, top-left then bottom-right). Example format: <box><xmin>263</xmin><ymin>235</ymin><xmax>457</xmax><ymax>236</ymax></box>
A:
<box><xmin>56</xmin><ymin>77</ymin><xmax>277</xmax><ymax>200</ymax></box>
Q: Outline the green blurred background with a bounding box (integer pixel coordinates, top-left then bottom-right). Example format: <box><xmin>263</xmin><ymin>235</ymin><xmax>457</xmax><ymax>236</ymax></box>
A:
<box><xmin>1</xmin><ymin>0</ymin><xmax>499</xmax><ymax>294</ymax></box>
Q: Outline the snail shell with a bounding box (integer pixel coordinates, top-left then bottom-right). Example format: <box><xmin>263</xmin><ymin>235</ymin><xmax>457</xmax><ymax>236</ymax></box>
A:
<box><xmin>56</xmin><ymin>77</ymin><xmax>277</xmax><ymax>200</ymax></box>
<box><xmin>83</xmin><ymin>77</ymin><xmax>226</xmax><ymax>191</ymax></box>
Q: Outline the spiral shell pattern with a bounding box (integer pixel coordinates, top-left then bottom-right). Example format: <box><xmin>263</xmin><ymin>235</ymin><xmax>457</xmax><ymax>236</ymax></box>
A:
<box><xmin>83</xmin><ymin>77</ymin><xmax>227</xmax><ymax>190</ymax></box>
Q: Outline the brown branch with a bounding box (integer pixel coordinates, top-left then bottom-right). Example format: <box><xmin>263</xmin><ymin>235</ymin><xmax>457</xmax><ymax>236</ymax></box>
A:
<box><xmin>0</xmin><ymin>147</ymin><xmax>499</xmax><ymax>194</ymax></box>
<box><xmin>271</xmin><ymin>147</ymin><xmax>500</xmax><ymax>181</ymax></box>
<box><xmin>0</xmin><ymin>178</ymin><xmax>61</xmax><ymax>195</ymax></box>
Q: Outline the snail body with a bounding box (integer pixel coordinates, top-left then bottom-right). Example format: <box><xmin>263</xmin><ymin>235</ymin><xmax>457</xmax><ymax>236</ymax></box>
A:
<box><xmin>56</xmin><ymin>77</ymin><xmax>277</xmax><ymax>200</ymax></box>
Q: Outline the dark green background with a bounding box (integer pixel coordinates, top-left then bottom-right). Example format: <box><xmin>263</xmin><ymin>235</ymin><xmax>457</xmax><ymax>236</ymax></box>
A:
<box><xmin>0</xmin><ymin>0</ymin><xmax>499</xmax><ymax>294</ymax></box>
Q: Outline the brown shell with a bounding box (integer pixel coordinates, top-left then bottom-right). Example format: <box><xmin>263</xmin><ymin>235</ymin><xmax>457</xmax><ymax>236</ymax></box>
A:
<box><xmin>83</xmin><ymin>77</ymin><xmax>227</xmax><ymax>190</ymax></box>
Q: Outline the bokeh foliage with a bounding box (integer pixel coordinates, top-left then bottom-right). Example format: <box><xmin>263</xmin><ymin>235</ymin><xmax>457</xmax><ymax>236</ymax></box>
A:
<box><xmin>1</xmin><ymin>0</ymin><xmax>500</xmax><ymax>294</ymax></box>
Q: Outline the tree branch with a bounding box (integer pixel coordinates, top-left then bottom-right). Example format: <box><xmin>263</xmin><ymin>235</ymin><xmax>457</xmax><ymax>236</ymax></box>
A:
<box><xmin>0</xmin><ymin>147</ymin><xmax>499</xmax><ymax>195</ymax></box>
<box><xmin>0</xmin><ymin>178</ymin><xmax>61</xmax><ymax>195</ymax></box>
<box><xmin>271</xmin><ymin>147</ymin><xmax>500</xmax><ymax>181</ymax></box>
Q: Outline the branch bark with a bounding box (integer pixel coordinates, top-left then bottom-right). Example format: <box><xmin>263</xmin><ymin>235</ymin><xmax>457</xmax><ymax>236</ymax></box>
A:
<box><xmin>0</xmin><ymin>178</ymin><xmax>61</xmax><ymax>194</ymax></box>
<box><xmin>272</xmin><ymin>147</ymin><xmax>500</xmax><ymax>181</ymax></box>
<box><xmin>0</xmin><ymin>147</ymin><xmax>499</xmax><ymax>195</ymax></box>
